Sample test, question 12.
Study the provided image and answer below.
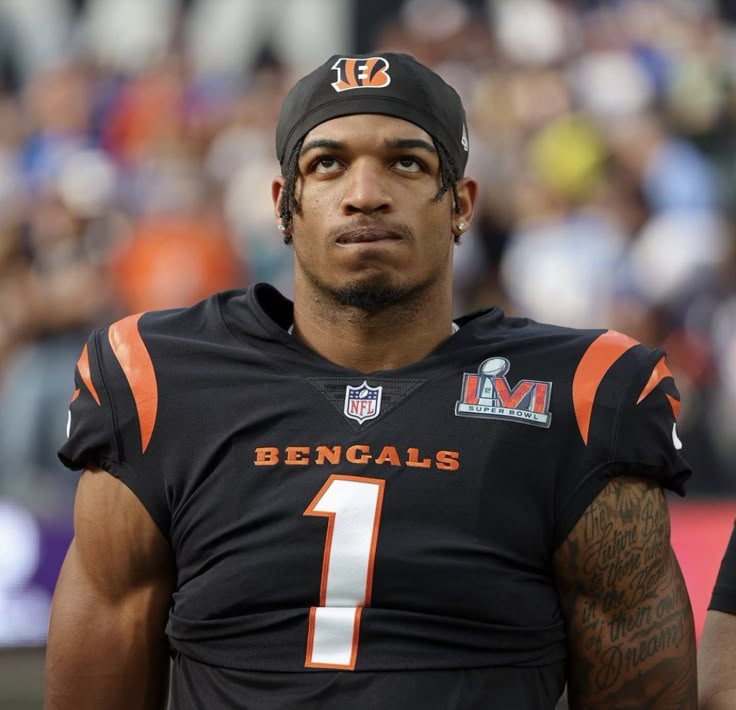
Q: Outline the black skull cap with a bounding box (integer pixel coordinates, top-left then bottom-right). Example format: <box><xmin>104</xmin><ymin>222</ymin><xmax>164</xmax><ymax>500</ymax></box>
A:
<box><xmin>275</xmin><ymin>53</ymin><xmax>469</xmax><ymax>176</ymax></box>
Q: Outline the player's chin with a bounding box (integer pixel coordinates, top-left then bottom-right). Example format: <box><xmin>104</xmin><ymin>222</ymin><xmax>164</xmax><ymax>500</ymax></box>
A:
<box><xmin>331</xmin><ymin>276</ymin><xmax>410</xmax><ymax>311</ymax></box>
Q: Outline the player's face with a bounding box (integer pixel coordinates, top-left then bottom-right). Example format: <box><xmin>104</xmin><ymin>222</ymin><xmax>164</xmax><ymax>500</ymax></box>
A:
<box><xmin>273</xmin><ymin>114</ymin><xmax>475</xmax><ymax>312</ymax></box>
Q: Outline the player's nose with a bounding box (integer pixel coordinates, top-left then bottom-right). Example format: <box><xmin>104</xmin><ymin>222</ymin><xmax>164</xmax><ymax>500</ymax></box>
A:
<box><xmin>341</xmin><ymin>159</ymin><xmax>392</xmax><ymax>215</ymax></box>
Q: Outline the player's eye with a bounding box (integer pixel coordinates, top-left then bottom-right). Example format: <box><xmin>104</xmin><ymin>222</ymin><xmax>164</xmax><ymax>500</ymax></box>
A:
<box><xmin>394</xmin><ymin>156</ymin><xmax>423</xmax><ymax>173</ymax></box>
<box><xmin>312</xmin><ymin>157</ymin><xmax>341</xmax><ymax>174</ymax></box>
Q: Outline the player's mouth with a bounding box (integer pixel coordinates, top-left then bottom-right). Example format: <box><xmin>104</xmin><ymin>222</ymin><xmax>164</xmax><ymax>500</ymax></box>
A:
<box><xmin>335</xmin><ymin>226</ymin><xmax>405</xmax><ymax>245</ymax></box>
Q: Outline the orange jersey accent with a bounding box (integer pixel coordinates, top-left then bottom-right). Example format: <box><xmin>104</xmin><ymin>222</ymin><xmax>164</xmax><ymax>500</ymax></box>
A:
<box><xmin>638</xmin><ymin>356</ymin><xmax>680</xmax><ymax>418</ymax></box>
<box><xmin>76</xmin><ymin>344</ymin><xmax>101</xmax><ymax>406</ymax></box>
<box><xmin>108</xmin><ymin>313</ymin><xmax>158</xmax><ymax>453</ymax></box>
<box><xmin>666</xmin><ymin>394</ymin><xmax>681</xmax><ymax>419</ymax></box>
<box><xmin>572</xmin><ymin>331</ymin><xmax>639</xmax><ymax>445</ymax></box>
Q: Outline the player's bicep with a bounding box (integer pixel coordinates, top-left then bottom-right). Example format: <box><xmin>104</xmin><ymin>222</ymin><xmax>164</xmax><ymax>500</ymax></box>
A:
<box><xmin>45</xmin><ymin>468</ymin><xmax>174</xmax><ymax>710</ymax></box>
<box><xmin>71</xmin><ymin>467</ymin><xmax>173</xmax><ymax>593</ymax></box>
<box><xmin>553</xmin><ymin>476</ymin><xmax>697</xmax><ymax>709</ymax></box>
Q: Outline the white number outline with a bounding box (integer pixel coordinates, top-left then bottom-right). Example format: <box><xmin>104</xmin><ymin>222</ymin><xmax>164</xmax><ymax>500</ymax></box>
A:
<box><xmin>303</xmin><ymin>474</ymin><xmax>385</xmax><ymax>669</ymax></box>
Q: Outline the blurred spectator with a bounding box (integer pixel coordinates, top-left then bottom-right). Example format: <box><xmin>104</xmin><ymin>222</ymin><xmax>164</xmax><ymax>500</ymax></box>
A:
<box><xmin>499</xmin><ymin>113</ymin><xmax>629</xmax><ymax>328</ymax></box>
<box><xmin>0</xmin><ymin>0</ymin><xmax>74</xmax><ymax>85</ymax></box>
<box><xmin>101</xmin><ymin>55</ymin><xmax>190</xmax><ymax>169</ymax></box>
<box><xmin>606</xmin><ymin>112</ymin><xmax>720</xmax><ymax>214</ymax></box>
<box><xmin>710</xmin><ymin>241</ymin><xmax>736</xmax><ymax>472</ymax></box>
<box><xmin>184</xmin><ymin>0</ymin><xmax>353</xmax><ymax>78</ymax></box>
<box><xmin>626</xmin><ymin>210</ymin><xmax>729</xmax><ymax>307</ymax></box>
<box><xmin>208</xmin><ymin>56</ymin><xmax>294</xmax><ymax>293</ymax></box>
<box><xmin>82</xmin><ymin>0</ymin><xmax>179</xmax><ymax>75</ymax></box>
<box><xmin>19</xmin><ymin>60</ymin><xmax>93</xmax><ymax>189</ymax></box>
<box><xmin>109</xmin><ymin>212</ymin><xmax>241</xmax><ymax>313</ymax></box>
<box><xmin>0</xmin><ymin>148</ymin><xmax>119</xmax><ymax>515</ymax></box>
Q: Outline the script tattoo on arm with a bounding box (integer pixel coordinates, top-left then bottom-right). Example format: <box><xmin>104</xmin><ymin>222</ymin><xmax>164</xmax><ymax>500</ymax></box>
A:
<box><xmin>554</xmin><ymin>476</ymin><xmax>697</xmax><ymax>709</ymax></box>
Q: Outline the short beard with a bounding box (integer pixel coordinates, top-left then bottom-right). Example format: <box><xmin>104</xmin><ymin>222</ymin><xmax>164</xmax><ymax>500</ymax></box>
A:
<box><xmin>298</xmin><ymin>219</ymin><xmax>434</xmax><ymax>313</ymax></box>
<box><xmin>294</xmin><ymin>219</ymin><xmax>448</xmax><ymax>316</ymax></box>
<box><xmin>331</xmin><ymin>278</ymin><xmax>414</xmax><ymax>312</ymax></box>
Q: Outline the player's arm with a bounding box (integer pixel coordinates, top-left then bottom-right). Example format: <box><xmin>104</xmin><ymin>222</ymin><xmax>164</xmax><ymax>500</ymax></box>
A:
<box><xmin>44</xmin><ymin>468</ymin><xmax>175</xmax><ymax>710</ymax></box>
<box><xmin>698</xmin><ymin>521</ymin><xmax>736</xmax><ymax>709</ymax></box>
<box><xmin>553</xmin><ymin>475</ymin><xmax>697</xmax><ymax>709</ymax></box>
<box><xmin>699</xmin><ymin>610</ymin><xmax>736</xmax><ymax>709</ymax></box>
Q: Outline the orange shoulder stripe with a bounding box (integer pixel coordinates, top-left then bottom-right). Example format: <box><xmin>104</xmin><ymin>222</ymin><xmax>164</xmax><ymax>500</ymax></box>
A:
<box><xmin>666</xmin><ymin>394</ymin><xmax>681</xmax><ymax>419</ymax></box>
<box><xmin>108</xmin><ymin>313</ymin><xmax>158</xmax><ymax>454</ymax></box>
<box><xmin>572</xmin><ymin>331</ymin><xmax>639</xmax><ymax>445</ymax></box>
<box><xmin>77</xmin><ymin>344</ymin><xmax>100</xmax><ymax>406</ymax></box>
<box><xmin>637</xmin><ymin>355</ymin><xmax>680</xmax><ymax>418</ymax></box>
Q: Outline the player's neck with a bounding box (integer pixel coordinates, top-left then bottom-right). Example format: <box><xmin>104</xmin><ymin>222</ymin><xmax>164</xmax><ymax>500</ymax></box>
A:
<box><xmin>291</xmin><ymin>286</ymin><xmax>455</xmax><ymax>373</ymax></box>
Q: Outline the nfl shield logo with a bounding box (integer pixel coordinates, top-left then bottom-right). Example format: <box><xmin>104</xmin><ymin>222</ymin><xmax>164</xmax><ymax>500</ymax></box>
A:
<box><xmin>344</xmin><ymin>381</ymin><xmax>383</xmax><ymax>424</ymax></box>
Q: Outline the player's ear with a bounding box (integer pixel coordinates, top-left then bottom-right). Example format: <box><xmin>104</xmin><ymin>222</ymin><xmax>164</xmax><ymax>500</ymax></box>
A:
<box><xmin>454</xmin><ymin>177</ymin><xmax>478</xmax><ymax>229</ymax></box>
<box><xmin>272</xmin><ymin>177</ymin><xmax>285</xmax><ymax>221</ymax></box>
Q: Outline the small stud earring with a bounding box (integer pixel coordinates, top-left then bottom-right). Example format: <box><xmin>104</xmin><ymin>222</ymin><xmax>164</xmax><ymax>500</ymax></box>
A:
<box><xmin>278</xmin><ymin>223</ymin><xmax>286</xmax><ymax>233</ymax></box>
<box><xmin>456</xmin><ymin>222</ymin><xmax>466</xmax><ymax>232</ymax></box>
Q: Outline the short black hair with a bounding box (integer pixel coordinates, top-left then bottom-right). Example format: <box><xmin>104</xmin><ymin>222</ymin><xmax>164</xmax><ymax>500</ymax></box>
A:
<box><xmin>279</xmin><ymin>137</ymin><xmax>462</xmax><ymax>244</ymax></box>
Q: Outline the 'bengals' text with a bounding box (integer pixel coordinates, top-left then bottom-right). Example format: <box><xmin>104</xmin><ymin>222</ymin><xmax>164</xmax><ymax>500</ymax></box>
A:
<box><xmin>254</xmin><ymin>444</ymin><xmax>460</xmax><ymax>471</ymax></box>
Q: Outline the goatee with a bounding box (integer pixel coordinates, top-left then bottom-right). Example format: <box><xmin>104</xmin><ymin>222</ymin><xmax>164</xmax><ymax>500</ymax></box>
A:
<box><xmin>331</xmin><ymin>280</ymin><xmax>412</xmax><ymax>312</ymax></box>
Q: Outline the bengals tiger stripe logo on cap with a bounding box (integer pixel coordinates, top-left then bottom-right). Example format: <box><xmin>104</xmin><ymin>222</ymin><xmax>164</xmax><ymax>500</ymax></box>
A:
<box><xmin>331</xmin><ymin>57</ymin><xmax>391</xmax><ymax>92</ymax></box>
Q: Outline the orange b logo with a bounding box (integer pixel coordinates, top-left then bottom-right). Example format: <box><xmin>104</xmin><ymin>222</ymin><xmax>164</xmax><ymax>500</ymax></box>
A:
<box><xmin>331</xmin><ymin>57</ymin><xmax>391</xmax><ymax>92</ymax></box>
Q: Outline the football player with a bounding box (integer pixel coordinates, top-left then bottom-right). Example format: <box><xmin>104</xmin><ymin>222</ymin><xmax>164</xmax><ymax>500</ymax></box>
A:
<box><xmin>45</xmin><ymin>53</ymin><xmax>697</xmax><ymax>709</ymax></box>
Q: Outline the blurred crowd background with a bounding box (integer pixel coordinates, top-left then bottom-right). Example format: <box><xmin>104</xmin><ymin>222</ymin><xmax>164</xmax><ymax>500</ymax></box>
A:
<box><xmin>0</xmin><ymin>0</ymin><xmax>736</xmax><ymax>656</ymax></box>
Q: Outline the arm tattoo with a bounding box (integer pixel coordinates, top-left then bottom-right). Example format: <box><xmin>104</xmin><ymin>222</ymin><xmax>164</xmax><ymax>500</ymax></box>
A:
<box><xmin>554</xmin><ymin>477</ymin><xmax>697</xmax><ymax>709</ymax></box>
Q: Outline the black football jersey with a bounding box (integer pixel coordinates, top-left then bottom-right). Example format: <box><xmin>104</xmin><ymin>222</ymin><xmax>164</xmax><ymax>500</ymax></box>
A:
<box><xmin>709</xmin><ymin>522</ymin><xmax>736</xmax><ymax>615</ymax></box>
<box><xmin>59</xmin><ymin>284</ymin><xmax>691</xmax><ymax>710</ymax></box>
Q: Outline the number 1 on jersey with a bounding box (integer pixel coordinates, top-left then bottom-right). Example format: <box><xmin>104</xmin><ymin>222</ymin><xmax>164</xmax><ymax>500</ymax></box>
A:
<box><xmin>304</xmin><ymin>474</ymin><xmax>385</xmax><ymax>669</ymax></box>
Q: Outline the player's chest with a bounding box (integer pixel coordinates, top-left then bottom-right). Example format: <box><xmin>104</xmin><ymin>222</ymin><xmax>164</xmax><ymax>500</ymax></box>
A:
<box><xmin>164</xmin><ymin>354</ymin><xmax>565</xmax><ymax>452</ymax></box>
<box><xmin>161</xmin><ymin>363</ymin><xmax>572</xmax><ymax>551</ymax></box>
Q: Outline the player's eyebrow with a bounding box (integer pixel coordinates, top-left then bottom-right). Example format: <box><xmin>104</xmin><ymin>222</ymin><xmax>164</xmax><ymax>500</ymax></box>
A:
<box><xmin>300</xmin><ymin>139</ymin><xmax>344</xmax><ymax>156</ymax></box>
<box><xmin>299</xmin><ymin>137</ymin><xmax>437</xmax><ymax>156</ymax></box>
<box><xmin>384</xmin><ymin>138</ymin><xmax>436</xmax><ymax>155</ymax></box>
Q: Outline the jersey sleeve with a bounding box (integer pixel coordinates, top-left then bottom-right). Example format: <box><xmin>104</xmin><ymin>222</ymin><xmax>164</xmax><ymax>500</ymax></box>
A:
<box><xmin>710</xmin><ymin>522</ymin><xmax>736</xmax><ymax>614</ymax></box>
<box><xmin>609</xmin><ymin>347</ymin><xmax>690</xmax><ymax>489</ymax></box>
<box><xmin>554</xmin><ymin>333</ymin><xmax>692</xmax><ymax>546</ymax></box>
<box><xmin>58</xmin><ymin>320</ymin><xmax>171</xmax><ymax>538</ymax></box>
<box><xmin>58</xmin><ymin>330</ymin><xmax>121</xmax><ymax>474</ymax></box>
